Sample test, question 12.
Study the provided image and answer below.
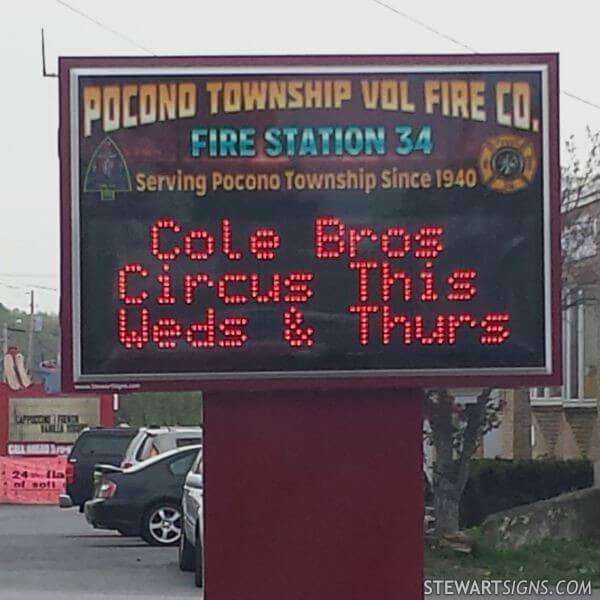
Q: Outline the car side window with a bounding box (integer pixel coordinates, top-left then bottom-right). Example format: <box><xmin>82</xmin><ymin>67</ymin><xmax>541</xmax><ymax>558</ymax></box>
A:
<box><xmin>149</xmin><ymin>442</ymin><xmax>160</xmax><ymax>457</ymax></box>
<box><xmin>168</xmin><ymin>453</ymin><xmax>195</xmax><ymax>476</ymax></box>
<box><xmin>136</xmin><ymin>437</ymin><xmax>153</xmax><ymax>461</ymax></box>
<box><xmin>176</xmin><ymin>437</ymin><xmax>202</xmax><ymax>448</ymax></box>
<box><xmin>191</xmin><ymin>451</ymin><xmax>203</xmax><ymax>475</ymax></box>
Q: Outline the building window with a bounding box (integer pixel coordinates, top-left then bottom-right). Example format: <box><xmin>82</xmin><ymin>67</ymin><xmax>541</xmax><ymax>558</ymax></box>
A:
<box><xmin>531</xmin><ymin>298</ymin><xmax>597</xmax><ymax>402</ymax></box>
<box><xmin>566</xmin><ymin>299</ymin><xmax>583</xmax><ymax>399</ymax></box>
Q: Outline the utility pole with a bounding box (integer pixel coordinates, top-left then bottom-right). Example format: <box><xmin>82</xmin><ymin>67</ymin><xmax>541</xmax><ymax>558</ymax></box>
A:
<box><xmin>1</xmin><ymin>322</ymin><xmax>5</xmax><ymax>383</ymax></box>
<box><xmin>26</xmin><ymin>290</ymin><xmax>35</xmax><ymax>371</ymax></box>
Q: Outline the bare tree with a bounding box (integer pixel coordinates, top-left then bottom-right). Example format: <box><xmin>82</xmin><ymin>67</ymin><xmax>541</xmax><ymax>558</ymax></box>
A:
<box><xmin>562</xmin><ymin>128</ymin><xmax>600</xmax><ymax>213</ymax></box>
<box><xmin>424</xmin><ymin>388</ymin><xmax>502</xmax><ymax>537</ymax></box>
<box><xmin>562</xmin><ymin>130</ymin><xmax>600</xmax><ymax>486</ymax></box>
<box><xmin>561</xmin><ymin>128</ymin><xmax>600</xmax><ymax>308</ymax></box>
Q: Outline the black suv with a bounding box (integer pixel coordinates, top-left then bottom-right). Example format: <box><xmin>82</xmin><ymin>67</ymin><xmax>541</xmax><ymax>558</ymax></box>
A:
<box><xmin>59</xmin><ymin>427</ymin><xmax>138</xmax><ymax>510</ymax></box>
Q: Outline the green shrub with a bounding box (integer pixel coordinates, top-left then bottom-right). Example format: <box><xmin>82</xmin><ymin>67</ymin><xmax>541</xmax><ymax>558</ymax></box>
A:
<box><xmin>460</xmin><ymin>458</ymin><xmax>593</xmax><ymax>527</ymax></box>
<box><xmin>115</xmin><ymin>392</ymin><xmax>203</xmax><ymax>427</ymax></box>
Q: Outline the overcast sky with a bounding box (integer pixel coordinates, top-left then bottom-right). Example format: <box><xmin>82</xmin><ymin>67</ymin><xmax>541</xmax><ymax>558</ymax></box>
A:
<box><xmin>1</xmin><ymin>0</ymin><xmax>599</xmax><ymax>314</ymax></box>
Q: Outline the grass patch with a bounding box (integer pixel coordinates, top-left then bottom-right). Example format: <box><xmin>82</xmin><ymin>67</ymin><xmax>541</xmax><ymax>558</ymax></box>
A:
<box><xmin>425</xmin><ymin>537</ymin><xmax>600</xmax><ymax>586</ymax></box>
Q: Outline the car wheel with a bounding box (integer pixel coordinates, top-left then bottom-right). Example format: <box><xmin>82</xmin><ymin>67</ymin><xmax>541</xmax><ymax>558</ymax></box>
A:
<box><xmin>141</xmin><ymin>502</ymin><xmax>182</xmax><ymax>546</ymax></box>
<box><xmin>178</xmin><ymin>528</ymin><xmax>195</xmax><ymax>572</ymax></box>
<box><xmin>194</xmin><ymin>536</ymin><xmax>203</xmax><ymax>588</ymax></box>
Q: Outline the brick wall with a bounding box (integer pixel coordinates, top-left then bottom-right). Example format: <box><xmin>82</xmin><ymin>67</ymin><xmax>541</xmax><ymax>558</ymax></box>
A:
<box><xmin>501</xmin><ymin>389</ymin><xmax>532</xmax><ymax>459</ymax></box>
<box><xmin>500</xmin><ymin>391</ymin><xmax>599</xmax><ymax>460</ymax></box>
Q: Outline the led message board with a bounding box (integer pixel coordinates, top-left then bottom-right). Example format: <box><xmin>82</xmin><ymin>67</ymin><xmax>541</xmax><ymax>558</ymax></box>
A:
<box><xmin>60</xmin><ymin>55</ymin><xmax>560</xmax><ymax>391</ymax></box>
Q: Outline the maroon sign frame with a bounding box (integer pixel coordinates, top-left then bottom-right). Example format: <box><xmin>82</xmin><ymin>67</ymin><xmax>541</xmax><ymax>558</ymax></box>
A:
<box><xmin>59</xmin><ymin>54</ymin><xmax>561</xmax><ymax>392</ymax></box>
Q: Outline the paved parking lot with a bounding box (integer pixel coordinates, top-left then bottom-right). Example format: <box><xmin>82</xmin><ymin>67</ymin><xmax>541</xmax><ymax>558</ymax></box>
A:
<box><xmin>2</xmin><ymin>504</ymin><xmax>598</xmax><ymax>600</ymax></box>
<box><xmin>0</xmin><ymin>505</ymin><xmax>198</xmax><ymax>600</ymax></box>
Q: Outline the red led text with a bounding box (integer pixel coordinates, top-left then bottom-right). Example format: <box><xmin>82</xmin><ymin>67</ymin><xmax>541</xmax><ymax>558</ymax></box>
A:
<box><xmin>115</xmin><ymin>215</ymin><xmax>512</xmax><ymax>352</ymax></box>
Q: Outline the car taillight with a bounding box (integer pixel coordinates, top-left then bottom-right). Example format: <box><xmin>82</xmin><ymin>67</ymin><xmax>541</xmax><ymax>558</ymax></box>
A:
<box><xmin>66</xmin><ymin>462</ymin><xmax>75</xmax><ymax>485</ymax></box>
<box><xmin>98</xmin><ymin>479</ymin><xmax>117</xmax><ymax>499</ymax></box>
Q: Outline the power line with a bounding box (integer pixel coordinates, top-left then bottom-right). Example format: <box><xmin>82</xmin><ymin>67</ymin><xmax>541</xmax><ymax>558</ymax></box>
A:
<box><xmin>55</xmin><ymin>0</ymin><xmax>156</xmax><ymax>56</ymax></box>
<box><xmin>372</xmin><ymin>0</ymin><xmax>476</xmax><ymax>52</ymax></box>
<box><xmin>27</xmin><ymin>285</ymin><xmax>58</xmax><ymax>292</ymax></box>
<box><xmin>371</xmin><ymin>0</ymin><xmax>600</xmax><ymax>113</ymax></box>
<box><xmin>54</xmin><ymin>0</ymin><xmax>600</xmax><ymax>113</ymax></box>
<box><xmin>0</xmin><ymin>274</ymin><xmax>57</xmax><ymax>278</ymax></box>
<box><xmin>561</xmin><ymin>91</ymin><xmax>600</xmax><ymax>112</ymax></box>
<box><xmin>0</xmin><ymin>282</ymin><xmax>58</xmax><ymax>293</ymax></box>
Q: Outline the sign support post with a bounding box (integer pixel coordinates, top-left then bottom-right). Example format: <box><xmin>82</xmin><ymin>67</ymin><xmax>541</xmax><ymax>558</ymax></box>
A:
<box><xmin>204</xmin><ymin>388</ymin><xmax>423</xmax><ymax>600</ymax></box>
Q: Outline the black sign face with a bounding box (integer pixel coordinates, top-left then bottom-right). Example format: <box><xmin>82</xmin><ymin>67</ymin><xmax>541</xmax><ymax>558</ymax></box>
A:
<box><xmin>61</xmin><ymin>57</ymin><xmax>560</xmax><ymax>390</ymax></box>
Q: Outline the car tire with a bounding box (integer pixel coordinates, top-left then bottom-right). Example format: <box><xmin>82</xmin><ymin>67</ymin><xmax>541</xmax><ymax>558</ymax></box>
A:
<box><xmin>194</xmin><ymin>536</ymin><xmax>203</xmax><ymax>588</ymax></box>
<box><xmin>141</xmin><ymin>501</ymin><xmax>182</xmax><ymax>546</ymax></box>
<box><xmin>178</xmin><ymin>528</ymin><xmax>195</xmax><ymax>572</ymax></box>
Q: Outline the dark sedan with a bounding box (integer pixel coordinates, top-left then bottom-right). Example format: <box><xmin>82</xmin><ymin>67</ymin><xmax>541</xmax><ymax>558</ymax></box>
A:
<box><xmin>84</xmin><ymin>444</ymin><xmax>201</xmax><ymax>545</ymax></box>
<box><xmin>60</xmin><ymin>427</ymin><xmax>138</xmax><ymax>511</ymax></box>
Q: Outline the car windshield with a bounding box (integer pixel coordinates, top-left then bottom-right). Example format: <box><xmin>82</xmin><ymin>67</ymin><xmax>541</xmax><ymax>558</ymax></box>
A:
<box><xmin>124</xmin><ymin>445</ymin><xmax>201</xmax><ymax>472</ymax></box>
